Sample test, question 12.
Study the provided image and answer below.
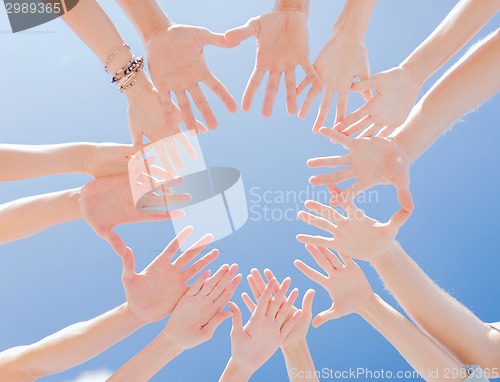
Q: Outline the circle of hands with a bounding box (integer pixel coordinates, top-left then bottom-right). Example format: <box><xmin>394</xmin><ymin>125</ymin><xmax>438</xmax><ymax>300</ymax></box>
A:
<box><xmin>75</xmin><ymin>5</ymin><xmax>422</xmax><ymax>377</ymax></box>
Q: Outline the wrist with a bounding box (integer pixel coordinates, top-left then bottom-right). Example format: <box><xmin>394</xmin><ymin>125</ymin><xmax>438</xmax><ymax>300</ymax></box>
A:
<box><xmin>399</xmin><ymin>58</ymin><xmax>430</xmax><ymax>86</ymax></box>
<box><xmin>158</xmin><ymin>327</ymin><xmax>189</xmax><ymax>353</ymax></box>
<box><xmin>370</xmin><ymin>241</ymin><xmax>402</xmax><ymax>271</ymax></box>
<box><xmin>355</xmin><ymin>292</ymin><xmax>380</xmax><ymax>318</ymax></box>
<box><xmin>274</xmin><ymin>0</ymin><xmax>309</xmax><ymax>14</ymax></box>
<box><xmin>68</xmin><ymin>187</ymin><xmax>83</xmax><ymax>220</ymax></box>
<box><xmin>333</xmin><ymin>0</ymin><xmax>376</xmax><ymax>39</ymax></box>
<box><xmin>143</xmin><ymin>17</ymin><xmax>172</xmax><ymax>43</ymax></box>
<box><xmin>221</xmin><ymin>358</ymin><xmax>255</xmax><ymax>382</ymax></box>
<box><xmin>123</xmin><ymin>74</ymin><xmax>155</xmax><ymax>102</ymax></box>
<box><xmin>281</xmin><ymin>338</ymin><xmax>308</xmax><ymax>355</ymax></box>
<box><xmin>369</xmin><ymin>240</ymin><xmax>400</xmax><ymax>267</ymax></box>
<box><xmin>121</xmin><ymin>302</ymin><xmax>150</xmax><ymax>330</ymax></box>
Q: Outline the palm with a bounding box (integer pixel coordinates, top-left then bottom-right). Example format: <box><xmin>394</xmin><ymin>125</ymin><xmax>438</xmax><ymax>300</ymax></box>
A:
<box><xmin>84</xmin><ymin>144</ymin><xmax>138</xmax><ymax>179</ymax></box>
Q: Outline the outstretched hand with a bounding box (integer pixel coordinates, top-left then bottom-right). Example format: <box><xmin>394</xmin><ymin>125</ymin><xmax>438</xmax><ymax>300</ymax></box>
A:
<box><xmin>309</xmin><ymin>128</ymin><xmax>413</xmax><ymax>211</ymax></box>
<box><xmin>146</xmin><ymin>25</ymin><xmax>238</xmax><ymax>134</ymax></box>
<box><xmin>295</xmin><ymin>245</ymin><xmax>373</xmax><ymax>327</ymax></box>
<box><xmin>298</xmin><ymin>28</ymin><xmax>371</xmax><ymax>132</ymax></box>
<box><xmin>225</xmin><ymin>10</ymin><xmax>321</xmax><ymax>117</ymax></box>
<box><xmin>122</xmin><ymin>227</ymin><xmax>219</xmax><ymax>324</ymax></box>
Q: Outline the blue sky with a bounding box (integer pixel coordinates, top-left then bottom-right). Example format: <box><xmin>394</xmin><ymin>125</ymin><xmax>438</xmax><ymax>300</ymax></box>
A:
<box><xmin>1</xmin><ymin>1</ymin><xmax>499</xmax><ymax>381</ymax></box>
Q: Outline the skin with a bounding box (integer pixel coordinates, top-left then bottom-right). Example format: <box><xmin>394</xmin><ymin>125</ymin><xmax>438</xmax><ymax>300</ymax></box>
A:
<box><xmin>109</xmin><ymin>263</ymin><xmax>242</xmax><ymax>381</ymax></box>
<box><xmin>297</xmin><ymin>0</ymin><xmax>376</xmax><ymax>131</ymax></box>
<box><xmin>219</xmin><ymin>276</ymin><xmax>302</xmax><ymax>382</ymax></box>
<box><xmin>0</xmin><ymin>228</ymin><xmax>219</xmax><ymax>381</ymax></box>
<box><xmin>225</xmin><ymin>0</ymin><xmax>321</xmax><ymax>117</ymax></box>
<box><xmin>335</xmin><ymin>0</ymin><xmax>500</xmax><ymax>137</ymax></box>
<box><xmin>295</xmin><ymin>245</ymin><xmax>468</xmax><ymax>382</ymax></box>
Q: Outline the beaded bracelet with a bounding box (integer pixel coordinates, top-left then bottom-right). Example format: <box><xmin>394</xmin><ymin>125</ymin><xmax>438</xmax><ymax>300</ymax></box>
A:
<box><xmin>104</xmin><ymin>43</ymin><xmax>130</xmax><ymax>73</ymax></box>
<box><xmin>112</xmin><ymin>56</ymin><xmax>145</xmax><ymax>92</ymax></box>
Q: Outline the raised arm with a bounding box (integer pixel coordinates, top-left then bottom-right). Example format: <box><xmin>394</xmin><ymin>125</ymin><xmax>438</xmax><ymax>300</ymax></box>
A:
<box><xmin>295</xmin><ymin>245</ymin><xmax>468</xmax><ymax>382</ymax></box>
<box><xmin>109</xmin><ymin>263</ymin><xmax>241</xmax><ymax>381</ymax></box>
<box><xmin>0</xmin><ymin>228</ymin><xmax>218</xmax><ymax>381</ymax></box>
<box><xmin>298</xmin><ymin>0</ymin><xmax>376</xmax><ymax>131</ymax></box>
<box><xmin>335</xmin><ymin>0</ymin><xmax>500</xmax><ymax>137</ymax></box>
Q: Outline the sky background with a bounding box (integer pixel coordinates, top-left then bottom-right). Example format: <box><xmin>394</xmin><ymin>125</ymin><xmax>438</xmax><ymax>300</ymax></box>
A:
<box><xmin>1</xmin><ymin>1</ymin><xmax>499</xmax><ymax>381</ymax></box>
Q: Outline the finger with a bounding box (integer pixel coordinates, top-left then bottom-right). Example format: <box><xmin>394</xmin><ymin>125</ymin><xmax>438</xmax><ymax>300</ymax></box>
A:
<box><xmin>333</xmin><ymin>103</ymin><xmax>370</xmax><ymax>133</ymax></box>
<box><xmin>317</xmin><ymin>246</ymin><xmax>343</xmax><ymax>269</ymax></box>
<box><xmin>301</xmin><ymin>58</ymin><xmax>322</xmax><ymax>91</ymax></box>
<box><xmin>389</xmin><ymin>208</ymin><xmax>411</xmax><ymax>234</ymax></box>
<box><xmin>298</xmin><ymin>86</ymin><xmax>321</xmax><ymax>120</ymax></box>
<box><xmin>254</xmin><ymin>278</ymin><xmax>278</xmax><ymax>317</ymax></box>
<box><xmin>338</xmin><ymin>252</ymin><xmax>356</xmax><ymax>267</ymax></box>
<box><xmin>376</xmin><ymin>125</ymin><xmax>393</xmax><ymax>137</ymax></box>
<box><xmin>262</xmin><ymin>71</ymin><xmax>281</xmax><ymax>118</ymax></box>
<box><xmin>296</xmin><ymin>234</ymin><xmax>333</xmax><ymax>249</ymax></box>
<box><xmin>216</xmin><ymin>274</ymin><xmax>243</xmax><ymax>308</ymax></box>
<box><xmin>225</xmin><ymin>18</ymin><xmax>258</xmax><ymax>43</ymax></box>
<box><xmin>189</xmin><ymin>84</ymin><xmax>218</xmax><ymax>130</ymax></box>
<box><xmin>175</xmin><ymin>130</ymin><xmax>198</xmax><ymax>160</ymax></box>
<box><xmin>140</xmin><ymin>193</ymin><xmax>191</xmax><ymax>209</ymax></box>
<box><xmin>357</xmin><ymin>123</ymin><xmax>383</xmax><ymax>139</ymax></box>
<box><xmin>200</xmin><ymin>264</ymin><xmax>229</xmax><ymax>295</ymax></box>
<box><xmin>250</xmin><ymin>268</ymin><xmax>268</xmax><ymax>294</ymax></box>
<box><xmin>183</xmin><ymin>249</ymin><xmax>220</xmax><ymax>280</ymax></box>
<box><xmin>175</xmin><ymin>91</ymin><xmax>199</xmax><ymax>134</ymax></box>
<box><xmin>296</xmin><ymin>76</ymin><xmax>310</xmax><ymax>97</ymax></box>
<box><xmin>294</xmin><ymin>259</ymin><xmax>327</xmax><ymax>284</ymax></box>
<box><xmin>285</xmin><ymin>68</ymin><xmax>297</xmax><ymax>115</ymax></box>
<box><xmin>305</xmin><ymin>244</ymin><xmax>337</xmax><ymax>273</ymax></box>
<box><xmin>121</xmin><ymin>247</ymin><xmax>136</xmax><ymax>280</ymax></box>
<box><xmin>130</xmin><ymin>126</ymin><xmax>143</xmax><ymax>145</ymax></box>
<box><xmin>358</xmin><ymin>68</ymin><xmax>373</xmax><ymax>102</ymax></box>
<box><xmin>306</xmin><ymin>155</ymin><xmax>348</xmax><ymax>169</ymax></box>
<box><xmin>309</xmin><ymin>169</ymin><xmax>354</xmax><ymax>186</ymax></box>
<box><xmin>152</xmin><ymin>141</ymin><xmax>178</xmax><ymax>177</ymax></box>
<box><xmin>351</xmin><ymin>74</ymin><xmax>378</xmax><ymax>93</ymax></box>
<box><xmin>104</xmin><ymin>230</ymin><xmax>127</xmax><ymax>256</ymax></box>
<box><xmin>395</xmin><ymin>179</ymin><xmax>414</xmax><ymax>212</ymax></box>
<box><xmin>187</xmin><ymin>269</ymin><xmax>211</xmax><ymax>296</ymax></box>
<box><xmin>160</xmin><ymin>226</ymin><xmax>194</xmax><ymax>262</ymax></box>
<box><xmin>209</xmin><ymin>263</ymin><xmax>239</xmax><ymax>300</ymax></box>
<box><xmin>204</xmin><ymin>30</ymin><xmax>240</xmax><ymax>48</ymax></box>
<box><xmin>247</xmin><ymin>274</ymin><xmax>263</xmax><ymax>301</ymax></box>
<box><xmin>281</xmin><ymin>309</ymin><xmax>302</xmax><ymax>337</ymax></box>
<box><xmin>342</xmin><ymin>114</ymin><xmax>375</xmax><ymax>137</ymax></box>
<box><xmin>334</xmin><ymin>90</ymin><xmax>349</xmax><ymax>126</ymax></box>
<box><xmin>312</xmin><ymin>308</ymin><xmax>340</xmax><ymax>327</ymax></box>
<box><xmin>276</xmin><ymin>288</ymin><xmax>299</xmax><ymax>325</ymax></box>
<box><xmin>313</xmin><ymin>90</ymin><xmax>334</xmax><ymax>133</ymax></box>
<box><xmin>267</xmin><ymin>278</ymin><xmax>291</xmax><ymax>317</ymax></box>
<box><xmin>241</xmin><ymin>292</ymin><xmax>257</xmax><ymax>313</ymax></box>
<box><xmin>164</xmin><ymin>137</ymin><xmax>184</xmax><ymax>171</ymax></box>
<box><xmin>301</xmin><ymin>289</ymin><xmax>316</xmax><ymax>314</ymax></box>
<box><xmin>203</xmin><ymin>311</ymin><xmax>233</xmax><ymax>339</ymax></box>
<box><xmin>173</xmin><ymin>232</ymin><xmax>214</xmax><ymax>267</ymax></box>
<box><xmin>228</xmin><ymin>301</ymin><xmax>244</xmax><ymax>336</ymax></box>
<box><xmin>304</xmin><ymin>200</ymin><xmax>345</xmax><ymax>223</ymax></box>
<box><xmin>204</xmin><ymin>73</ymin><xmax>238</xmax><ymax>114</ymax></box>
<box><xmin>298</xmin><ymin>210</ymin><xmax>336</xmax><ymax>233</ymax></box>
<box><xmin>242</xmin><ymin>68</ymin><xmax>265</xmax><ymax>112</ymax></box>
<box><xmin>330</xmin><ymin>181</ymin><xmax>364</xmax><ymax>206</ymax></box>
<box><xmin>318</xmin><ymin>128</ymin><xmax>353</xmax><ymax>148</ymax></box>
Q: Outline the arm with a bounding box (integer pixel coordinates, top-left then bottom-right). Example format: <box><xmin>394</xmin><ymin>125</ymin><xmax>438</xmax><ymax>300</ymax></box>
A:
<box><xmin>242</xmin><ymin>269</ymin><xmax>318</xmax><ymax>382</ymax></box>
<box><xmin>336</xmin><ymin>1</ymin><xmax>500</xmax><ymax>137</ymax></box>
<box><xmin>372</xmin><ymin>243</ymin><xmax>500</xmax><ymax>369</ymax></box>
<box><xmin>294</xmin><ymin>245</ymin><xmax>467</xmax><ymax>382</ymax></box>
<box><xmin>0</xmin><ymin>188</ymin><xmax>81</xmax><ymax>245</ymax></box>
<box><xmin>0</xmin><ymin>143</ymin><xmax>137</xmax><ymax>182</ymax></box>
<box><xmin>109</xmin><ymin>263</ymin><xmax>241</xmax><ymax>381</ymax></box>
<box><xmin>0</xmin><ymin>228</ymin><xmax>219</xmax><ymax>381</ymax></box>
<box><xmin>298</xmin><ymin>0</ymin><xmax>376</xmax><ymax>130</ymax></box>
<box><xmin>394</xmin><ymin>28</ymin><xmax>500</xmax><ymax>162</ymax></box>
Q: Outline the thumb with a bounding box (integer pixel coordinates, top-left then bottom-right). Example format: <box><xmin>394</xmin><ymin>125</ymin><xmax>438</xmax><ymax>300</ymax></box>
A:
<box><xmin>228</xmin><ymin>302</ymin><xmax>244</xmax><ymax>334</ymax></box>
<box><xmin>396</xmin><ymin>182</ymin><xmax>414</xmax><ymax>212</ymax></box>
<box><xmin>225</xmin><ymin>19</ymin><xmax>258</xmax><ymax>43</ymax></box>
<box><xmin>121</xmin><ymin>247</ymin><xmax>136</xmax><ymax>281</ymax></box>
<box><xmin>302</xmin><ymin>289</ymin><xmax>316</xmax><ymax>315</ymax></box>
<box><xmin>389</xmin><ymin>208</ymin><xmax>411</xmax><ymax>233</ymax></box>
<box><xmin>204</xmin><ymin>311</ymin><xmax>233</xmax><ymax>338</ymax></box>
<box><xmin>312</xmin><ymin>308</ymin><xmax>341</xmax><ymax>327</ymax></box>
<box><xmin>104</xmin><ymin>230</ymin><xmax>127</xmax><ymax>256</ymax></box>
<box><xmin>352</xmin><ymin>75</ymin><xmax>378</xmax><ymax>93</ymax></box>
<box><xmin>204</xmin><ymin>29</ymin><xmax>240</xmax><ymax>48</ymax></box>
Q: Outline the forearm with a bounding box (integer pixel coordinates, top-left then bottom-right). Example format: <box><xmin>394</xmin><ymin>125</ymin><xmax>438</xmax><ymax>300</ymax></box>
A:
<box><xmin>282</xmin><ymin>340</ymin><xmax>319</xmax><ymax>382</ymax></box>
<box><xmin>333</xmin><ymin>0</ymin><xmax>377</xmax><ymax>38</ymax></box>
<box><xmin>0</xmin><ymin>304</ymin><xmax>143</xmax><ymax>381</ymax></box>
<box><xmin>275</xmin><ymin>0</ymin><xmax>310</xmax><ymax>16</ymax></box>
<box><xmin>115</xmin><ymin>0</ymin><xmax>171</xmax><ymax>42</ymax></box>
<box><xmin>372</xmin><ymin>243</ymin><xmax>500</xmax><ymax>368</ymax></box>
<box><xmin>394</xmin><ymin>29</ymin><xmax>500</xmax><ymax>162</ymax></box>
<box><xmin>0</xmin><ymin>143</ymin><xmax>92</xmax><ymax>181</ymax></box>
<box><xmin>0</xmin><ymin>188</ymin><xmax>82</xmax><ymax>245</ymax></box>
<box><xmin>108</xmin><ymin>332</ymin><xmax>183</xmax><ymax>381</ymax></box>
<box><xmin>401</xmin><ymin>0</ymin><xmax>500</xmax><ymax>84</ymax></box>
<box><xmin>218</xmin><ymin>358</ymin><xmax>254</xmax><ymax>382</ymax></box>
<box><xmin>358</xmin><ymin>294</ymin><xmax>465</xmax><ymax>382</ymax></box>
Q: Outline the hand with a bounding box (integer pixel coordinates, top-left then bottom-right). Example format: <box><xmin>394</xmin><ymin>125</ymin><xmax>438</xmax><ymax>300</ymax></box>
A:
<box><xmin>79</xmin><ymin>174</ymin><xmax>190</xmax><ymax>255</ymax></box>
<box><xmin>162</xmin><ymin>263</ymin><xmax>242</xmax><ymax>350</ymax></box>
<box><xmin>298</xmin><ymin>27</ymin><xmax>371</xmax><ymax>132</ymax></box>
<box><xmin>126</xmin><ymin>77</ymin><xmax>199</xmax><ymax>174</ymax></box>
<box><xmin>225</xmin><ymin>10</ymin><xmax>321</xmax><ymax>117</ymax></box>
<box><xmin>121</xmin><ymin>227</ymin><xmax>219</xmax><ymax>324</ymax></box>
<box><xmin>145</xmin><ymin>24</ymin><xmax>238</xmax><ymax>134</ymax></box>
<box><xmin>333</xmin><ymin>66</ymin><xmax>422</xmax><ymax>137</ymax></box>
<box><xmin>295</xmin><ymin>245</ymin><xmax>374</xmax><ymax>327</ymax></box>
<box><xmin>309</xmin><ymin>128</ymin><xmax>413</xmax><ymax>211</ymax></box>
<box><xmin>241</xmin><ymin>268</ymin><xmax>315</xmax><ymax>350</ymax></box>
<box><xmin>297</xmin><ymin>199</ymin><xmax>410</xmax><ymax>263</ymax></box>
<box><xmin>227</xmin><ymin>277</ymin><xmax>302</xmax><ymax>375</ymax></box>
<box><xmin>83</xmin><ymin>143</ymin><xmax>140</xmax><ymax>179</ymax></box>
